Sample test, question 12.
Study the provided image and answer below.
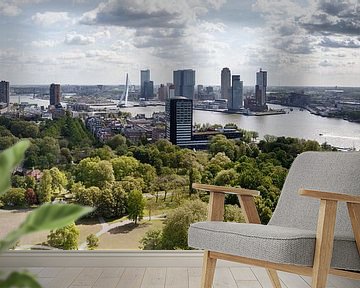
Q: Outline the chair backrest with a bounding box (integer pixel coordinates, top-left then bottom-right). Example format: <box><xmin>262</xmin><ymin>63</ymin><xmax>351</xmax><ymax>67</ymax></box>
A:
<box><xmin>269</xmin><ymin>151</ymin><xmax>360</xmax><ymax>239</ymax></box>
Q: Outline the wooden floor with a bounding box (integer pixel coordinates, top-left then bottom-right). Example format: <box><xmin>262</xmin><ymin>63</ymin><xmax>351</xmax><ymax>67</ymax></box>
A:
<box><xmin>3</xmin><ymin>266</ymin><xmax>360</xmax><ymax>288</ymax></box>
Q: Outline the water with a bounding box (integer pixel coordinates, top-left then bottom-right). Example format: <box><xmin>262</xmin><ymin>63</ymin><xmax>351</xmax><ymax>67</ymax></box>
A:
<box><xmin>121</xmin><ymin>104</ymin><xmax>360</xmax><ymax>150</ymax></box>
<box><xmin>10</xmin><ymin>96</ymin><xmax>360</xmax><ymax>150</ymax></box>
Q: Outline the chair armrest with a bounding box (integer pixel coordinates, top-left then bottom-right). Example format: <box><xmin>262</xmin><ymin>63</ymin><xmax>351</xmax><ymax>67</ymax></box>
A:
<box><xmin>299</xmin><ymin>189</ymin><xmax>360</xmax><ymax>204</ymax></box>
<box><xmin>192</xmin><ymin>183</ymin><xmax>260</xmax><ymax>197</ymax></box>
<box><xmin>193</xmin><ymin>183</ymin><xmax>261</xmax><ymax>223</ymax></box>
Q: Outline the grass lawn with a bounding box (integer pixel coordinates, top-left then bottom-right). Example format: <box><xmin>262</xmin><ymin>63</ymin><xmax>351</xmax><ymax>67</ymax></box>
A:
<box><xmin>97</xmin><ymin>219</ymin><xmax>164</xmax><ymax>250</ymax></box>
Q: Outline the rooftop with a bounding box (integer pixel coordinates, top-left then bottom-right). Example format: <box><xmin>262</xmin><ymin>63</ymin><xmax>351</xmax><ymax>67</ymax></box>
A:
<box><xmin>1</xmin><ymin>251</ymin><xmax>359</xmax><ymax>288</ymax></box>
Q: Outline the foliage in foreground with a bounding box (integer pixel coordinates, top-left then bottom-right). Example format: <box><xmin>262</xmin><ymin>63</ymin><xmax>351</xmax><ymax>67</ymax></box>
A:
<box><xmin>0</xmin><ymin>141</ymin><xmax>92</xmax><ymax>287</ymax></box>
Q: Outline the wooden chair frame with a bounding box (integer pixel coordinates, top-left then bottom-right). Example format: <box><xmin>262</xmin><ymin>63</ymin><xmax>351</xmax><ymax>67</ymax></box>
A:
<box><xmin>192</xmin><ymin>183</ymin><xmax>360</xmax><ymax>288</ymax></box>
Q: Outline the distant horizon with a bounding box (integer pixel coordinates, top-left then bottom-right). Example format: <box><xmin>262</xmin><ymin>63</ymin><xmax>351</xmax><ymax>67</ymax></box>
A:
<box><xmin>0</xmin><ymin>1</ymin><xmax>359</xmax><ymax>86</ymax></box>
<box><xmin>7</xmin><ymin>83</ymin><xmax>360</xmax><ymax>89</ymax></box>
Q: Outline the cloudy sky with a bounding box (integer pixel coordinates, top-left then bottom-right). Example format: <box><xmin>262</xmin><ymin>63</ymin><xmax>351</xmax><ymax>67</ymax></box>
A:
<box><xmin>0</xmin><ymin>0</ymin><xmax>359</xmax><ymax>86</ymax></box>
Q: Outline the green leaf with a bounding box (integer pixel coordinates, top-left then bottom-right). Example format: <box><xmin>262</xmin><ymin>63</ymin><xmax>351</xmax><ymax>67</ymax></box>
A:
<box><xmin>0</xmin><ymin>204</ymin><xmax>93</xmax><ymax>251</ymax></box>
<box><xmin>0</xmin><ymin>140</ymin><xmax>30</xmax><ymax>195</ymax></box>
<box><xmin>0</xmin><ymin>271</ymin><xmax>41</xmax><ymax>288</ymax></box>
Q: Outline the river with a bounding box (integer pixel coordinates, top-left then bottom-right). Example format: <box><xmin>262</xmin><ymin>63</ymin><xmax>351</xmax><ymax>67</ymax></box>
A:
<box><xmin>10</xmin><ymin>96</ymin><xmax>360</xmax><ymax>150</ymax></box>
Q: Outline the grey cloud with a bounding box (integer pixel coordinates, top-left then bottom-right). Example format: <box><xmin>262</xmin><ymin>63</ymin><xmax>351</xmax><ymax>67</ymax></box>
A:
<box><xmin>80</xmin><ymin>0</ymin><xmax>227</xmax><ymax>30</ymax></box>
<box><xmin>301</xmin><ymin>0</ymin><xmax>360</xmax><ymax>36</ymax></box>
<box><xmin>273</xmin><ymin>36</ymin><xmax>315</xmax><ymax>55</ymax></box>
<box><xmin>79</xmin><ymin>0</ymin><xmax>228</xmax><ymax>65</ymax></box>
<box><xmin>320</xmin><ymin>37</ymin><xmax>360</xmax><ymax>48</ymax></box>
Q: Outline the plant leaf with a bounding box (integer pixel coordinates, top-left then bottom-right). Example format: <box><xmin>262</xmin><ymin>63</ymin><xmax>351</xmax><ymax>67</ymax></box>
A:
<box><xmin>0</xmin><ymin>271</ymin><xmax>41</xmax><ymax>288</ymax></box>
<box><xmin>0</xmin><ymin>204</ymin><xmax>93</xmax><ymax>251</ymax></box>
<box><xmin>0</xmin><ymin>140</ymin><xmax>30</xmax><ymax>195</ymax></box>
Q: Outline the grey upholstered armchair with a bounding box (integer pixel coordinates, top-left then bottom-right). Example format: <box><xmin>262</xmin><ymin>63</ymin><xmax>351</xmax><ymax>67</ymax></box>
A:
<box><xmin>188</xmin><ymin>151</ymin><xmax>360</xmax><ymax>288</ymax></box>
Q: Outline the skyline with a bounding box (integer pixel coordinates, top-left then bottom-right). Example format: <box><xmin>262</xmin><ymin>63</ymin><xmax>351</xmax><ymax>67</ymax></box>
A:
<box><xmin>0</xmin><ymin>0</ymin><xmax>359</xmax><ymax>86</ymax></box>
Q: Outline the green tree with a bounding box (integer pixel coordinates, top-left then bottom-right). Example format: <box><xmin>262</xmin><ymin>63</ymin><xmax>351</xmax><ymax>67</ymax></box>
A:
<box><xmin>140</xmin><ymin>229</ymin><xmax>163</xmax><ymax>250</ymax></box>
<box><xmin>111</xmin><ymin>156</ymin><xmax>139</xmax><ymax>181</ymax></box>
<box><xmin>73</xmin><ymin>183</ymin><xmax>100</xmax><ymax>208</ymax></box>
<box><xmin>90</xmin><ymin>145</ymin><xmax>115</xmax><ymax>160</ymax></box>
<box><xmin>76</xmin><ymin>157</ymin><xmax>115</xmax><ymax>188</ymax></box>
<box><xmin>60</xmin><ymin>147</ymin><xmax>72</xmax><ymax>164</ymax></box>
<box><xmin>120</xmin><ymin>176</ymin><xmax>145</xmax><ymax>194</ymax></box>
<box><xmin>47</xmin><ymin>222</ymin><xmax>79</xmax><ymax>250</ymax></box>
<box><xmin>95</xmin><ymin>186</ymin><xmax>116</xmax><ymax>219</ymax></box>
<box><xmin>112</xmin><ymin>182</ymin><xmax>127</xmax><ymax>217</ymax></box>
<box><xmin>86</xmin><ymin>234</ymin><xmax>99</xmax><ymax>250</ymax></box>
<box><xmin>209</xmin><ymin>134</ymin><xmax>240</xmax><ymax>161</ymax></box>
<box><xmin>128</xmin><ymin>190</ymin><xmax>145</xmax><ymax>224</ymax></box>
<box><xmin>214</xmin><ymin>169</ymin><xmax>238</xmax><ymax>186</ymax></box>
<box><xmin>49</xmin><ymin>167</ymin><xmax>68</xmax><ymax>197</ymax></box>
<box><xmin>145</xmin><ymin>198</ymin><xmax>158</xmax><ymax>220</ymax></box>
<box><xmin>162</xmin><ymin>199</ymin><xmax>207</xmax><ymax>249</ymax></box>
<box><xmin>106</xmin><ymin>135</ymin><xmax>127</xmax><ymax>155</ymax></box>
<box><xmin>0</xmin><ymin>136</ymin><xmax>17</xmax><ymax>150</ymax></box>
<box><xmin>135</xmin><ymin>163</ymin><xmax>157</xmax><ymax>192</ymax></box>
<box><xmin>37</xmin><ymin>170</ymin><xmax>53</xmax><ymax>203</ymax></box>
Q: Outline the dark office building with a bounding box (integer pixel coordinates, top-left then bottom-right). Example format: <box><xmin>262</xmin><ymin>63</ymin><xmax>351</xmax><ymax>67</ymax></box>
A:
<box><xmin>144</xmin><ymin>80</ymin><xmax>154</xmax><ymax>100</ymax></box>
<box><xmin>50</xmin><ymin>83</ymin><xmax>61</xmax><ymax>106</ymax></box>
<box><xmin>173</xmin><ymin>69</ymin><xmax>195</xmax><ymax>100</ymax></box>
<box><xmin>165</xmin><ymin>97</ymin><xmax>193</xmax><ymax>145</ymax></box>
<box><xmin>0</xmin><ymin>81</ymin><xmax>10</xmax><ymax>107</ymax></box>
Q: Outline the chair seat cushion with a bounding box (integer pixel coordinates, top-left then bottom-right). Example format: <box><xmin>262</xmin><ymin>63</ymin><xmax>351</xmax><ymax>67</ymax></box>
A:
<box><xmin>188</xmin><ymin>222</ymin><xmax>360</xmax><ymax>271</ymax></box>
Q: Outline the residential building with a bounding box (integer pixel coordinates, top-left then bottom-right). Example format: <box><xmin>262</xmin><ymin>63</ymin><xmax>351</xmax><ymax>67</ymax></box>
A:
<box><xmin>165</xmin><ymin>97</ymin><xmax>193</xmax><ymax>145</ymax></box>
<box><xmin>228</xmin><ymin>75</ymin><xmax>243</xmax><ymax>111</ymax></box>
<box><xmin>158</xmin><ymin>84</ymin><xmax>168</xmax><ymax>101</ymax></box>
<box><xmin>140</xmin><ymin>69</ymin><xmax>151</xmax><ymax>98</ymax></box>
<box><xmin>256</xmin><ymin>68</ymin><xmax>267</xmax><ymax>106</ymax></box>
<box><xmin>168</xmin><ymin>84</ymin><xmax>175</xmax><ymax>98</ymax></box>
<box><xmin>221</xmin><ymin>68</ymin><xmax>231</xmax><ymax>100</ymax></box>
<box><xmin>144</xmin><ymin>80</ymin><xmax>154</xmax><ymax>100</ymax></box>
<box><xmin>0</xmin><ymin>81</ymin><xmax>10</xmax><ymax>107</ymax></box>
<box><xmin>50</xmin><ymin>83</ymin><xmax>61</xmax><ymax>106</ymax></box>
<box><xmin>173</xmin><ymin>69</ymin><xmax>195</xmax><ymax>100</ymax></box>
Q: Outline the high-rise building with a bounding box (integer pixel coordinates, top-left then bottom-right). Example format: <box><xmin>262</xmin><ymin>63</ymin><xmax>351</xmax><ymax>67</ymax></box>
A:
<box><xmin>140</xmin><ymin>69</ymin><xmax>151</xmax><ymax>98</ymax></box>
<box><xmin>144</xmin><ymin>80</ymin><xmax>154</xmax><ymax>100</ymax></box>
<box><xmin>221</xmin><ymin>68</ymin><xmax>231</xmax><ymax>100</ymax></box>
<box><xmin>158</xmin><ymin>84</ymin><xmax>168</xmax><ymax>101</ymax></box>
<box><xmin>165</xmin><ymin>97</ymin><xmax>193</xmax><ymax>145</ymax></box>
<box><xmin>173</xmin><ymin>69</ymin><xmax>195</xmax><ymax>100</ymax></box>
<box><xmin>50</xmin><ymin>83</ymin><xmax>61</xmax><ymax>106</ymax></box>
<box><xmin>0</xmin><ymin>81</ymin><xmax>10</xmax><ymax>106</ymax></box>
<box><xmin>256</xmin><ymin>68</ymin><xmax>267</xmax><ymax>106</ymax></box>
<box><xmin>228</xmin><ymin>75</ymin><xmax>243</xmax><ymax>111</ymax></box>
<box><xmin>168</xmin><ymin>84</ymin><xmax>175</xmax><ymax>98</ymax></box>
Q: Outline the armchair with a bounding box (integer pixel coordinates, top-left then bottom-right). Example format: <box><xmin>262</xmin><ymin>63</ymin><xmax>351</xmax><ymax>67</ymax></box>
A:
<box><xmin>188</xmin><ymin>152</ymin><xmax>360</xmax><ymax>288</ymax></box>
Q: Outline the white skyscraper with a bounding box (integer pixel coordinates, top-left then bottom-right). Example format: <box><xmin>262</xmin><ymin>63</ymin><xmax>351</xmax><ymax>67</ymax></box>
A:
<box><xmin>221</xmin><ymin>68</ymin><xmax>231</xmax><ymax>100</ymax></box>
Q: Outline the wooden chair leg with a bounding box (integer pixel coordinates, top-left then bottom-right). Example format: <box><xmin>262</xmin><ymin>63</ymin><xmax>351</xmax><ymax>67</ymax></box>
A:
<box><xmin>201</xmin><ymin>251</ymin><xmax>217</xmax><ymax>288</ymax></box>
<box><xmin>266</xmin><ymin>269</ymin><xmax>282</xmax><ymax>288</ymax></box>
<box><xmin>312</xmin><ymin>200</ymin><xmax>337</xmax><ymax>288</ymax></box>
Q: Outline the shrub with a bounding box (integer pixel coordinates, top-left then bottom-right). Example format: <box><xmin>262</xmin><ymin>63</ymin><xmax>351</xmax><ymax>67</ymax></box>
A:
<box><xmin>0</xmin><ymin>188</ymin><xmax>26</xmax><ymax>207</ymax></box>
<box><xmin>47</xmin><ymin>223</ymin><xmax>79</xmax><ymax>250</ymax></box>
<box><xmin>86</xmin><ymin>234</ymin><xmax>99</xmax><ymax>250</ymax></box>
